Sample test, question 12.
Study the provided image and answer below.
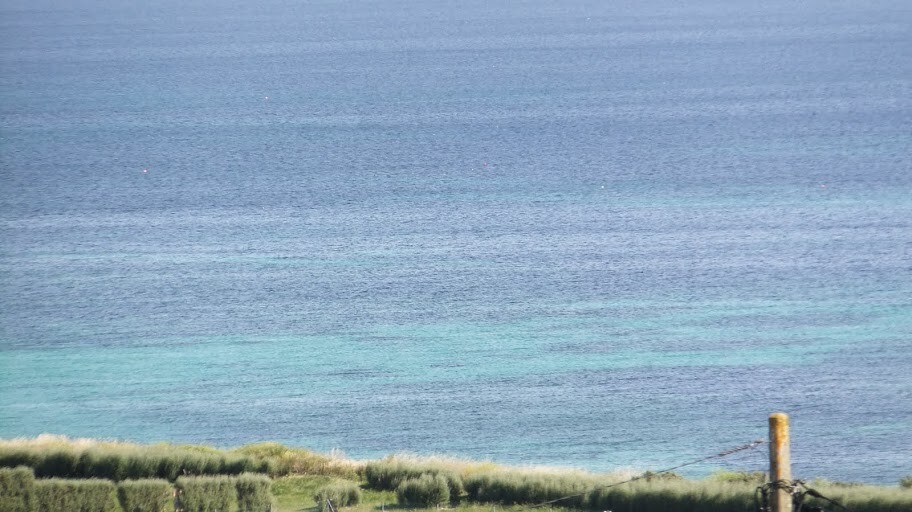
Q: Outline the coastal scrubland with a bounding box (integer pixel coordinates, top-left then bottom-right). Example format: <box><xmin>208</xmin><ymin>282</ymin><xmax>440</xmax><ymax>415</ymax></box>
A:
<box><xmin>1</xmin><ymin>435</ymin><xmax>910</xmax><ymax>512</ymax></box>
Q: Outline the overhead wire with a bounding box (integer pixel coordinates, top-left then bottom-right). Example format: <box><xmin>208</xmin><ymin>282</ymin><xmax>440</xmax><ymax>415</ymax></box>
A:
<box><xmin>521</xmin><ymin>438</ymin><xmax>767</xmax><ymax>510</ymax></box>
<box><xmin>512</xmin><ymin>436</ymin><xmax>854</xmax><ymax>512</ymax></box>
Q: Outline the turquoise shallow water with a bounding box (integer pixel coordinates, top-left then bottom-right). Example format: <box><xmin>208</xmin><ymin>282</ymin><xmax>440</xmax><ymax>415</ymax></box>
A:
<box><xmin>2</xmin><ymin>0</ymin><xmax>911</xmax><ymax>483</ymax></box>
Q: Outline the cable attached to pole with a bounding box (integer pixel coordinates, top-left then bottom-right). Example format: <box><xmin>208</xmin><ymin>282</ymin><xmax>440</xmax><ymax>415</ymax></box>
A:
<box><xmin>522</xmin><ymin>439</ymin><xmax>767</xmax><ymax>510</ymax></box>
<box><xmin>756</xmin><ymin>480</ymin><xmax>854</xmax><ymax>512</ymax></box>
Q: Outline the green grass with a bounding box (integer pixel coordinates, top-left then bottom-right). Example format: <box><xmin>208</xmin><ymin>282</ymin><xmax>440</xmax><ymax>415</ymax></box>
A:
<box><xmin>269</xmin><ymin>476</ymin><xmax>560</xmax><ymax>512</ymax></box>
<box><xmin>272</xmin><ymin>475</ymin><xmax>336</xmax><ymax>512</ymax></box>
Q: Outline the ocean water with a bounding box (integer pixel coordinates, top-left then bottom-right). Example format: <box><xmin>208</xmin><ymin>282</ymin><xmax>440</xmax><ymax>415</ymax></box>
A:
<box><xmin>1</xmin><ymin>0</ymin><xmax>911</xmax><ymax>484</ymax></box>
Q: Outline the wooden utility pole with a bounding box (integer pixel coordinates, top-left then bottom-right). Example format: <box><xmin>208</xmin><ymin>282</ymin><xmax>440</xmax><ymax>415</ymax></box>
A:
<box><xmin>769</xmin><ymin>412</ymin><xmax>792</xmax><ymax>512</ymax></box>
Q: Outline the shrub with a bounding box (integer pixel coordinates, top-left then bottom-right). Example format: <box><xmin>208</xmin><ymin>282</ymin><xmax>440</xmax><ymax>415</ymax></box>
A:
<box><xmin>0</xmin><ymin>437</ymin><xmax>353</xmax><ymax>481</ymax></box>
<box><xmin>34</xmin><ymin>449</ymin><xmax>79</xmax><ymax>478</ymax></box>
<box><xmin>365</xmin><ymin>459</ymin><xmax>463</xmax><ymax>501</ymax></box>
<box><xmin>33</xmin><ymin>478</ymin><xmax>120</xmax><ymax>512</ymax></box>
<box><xmin>117</xmin><ymin>479</ymin><xmax>172</xmax><ymax>512</ymax></box>
<box><xmin>315</xmin><ymin>481</ymin><xmax>362</xmax><ymax>511</ymax></box>
<box><xmin>176</xmin><ymin>475</ymin><xmax>236</xmax><ymax>512</ymax></box>
<box><xmin>901</xmin><ymin>476</ymin><xmax>912</xmax><ymax>489</ymax></box>
<box><xmin>397</xmin><ymin>475</ymin><xmax>450</xmax><ymax>507</ymax></box>
<box><xmin>799</xmin><ymin>482</ymin><xmax>912</xmax><ymax>512</ymax></box>
<box><xmin>585</xmin><ymin>480</ymin><xmax>757</xmax><ymax>512</ymax></box>
<box><xmin>463</xmin><ymin>473</ymin><xmax>768</xmax><ymax>512</ymax></box>
<box><xmin>236</xmin><ymin>472</ymin><xmax>273</xmax><ymax>512</ymax></box>
<box><xmin>464</xmin><ymin>472</ymin><xmax>590</xmax><ymax>507</ymax></box>
<box><xmin>122</xmin><ymin>453</ymin><xmax>158</xmax><ymax>481</ymax></box>
<box><xmin>0</xmin><ymin>466</ymin><xmax>35</xmax><ymax>512</ymax></box>
<box><xmin>0</xmin><ymin>448</ymin><xmax>37</xmax><ymax>470</ymax></box>
<box><xmin>234</xmin><ymin>444</ymin><xmax>358</xmax><ymax>479</ymax></box>
<box><xmin>0</xmin><ymin>440</ymin><xmax>269</xmax><ymax>481</ymax></box>
<box><xmin>77</xmin><ymin>450</ymin><xmax>125</xmax><ymax>481</ymax></box>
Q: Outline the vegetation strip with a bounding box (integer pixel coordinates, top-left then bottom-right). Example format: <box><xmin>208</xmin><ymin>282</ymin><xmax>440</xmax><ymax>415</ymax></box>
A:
<box><xmin>2</xmin><ymin>436</ymin><xmax>910</xmax><ymax>512</ymax></box>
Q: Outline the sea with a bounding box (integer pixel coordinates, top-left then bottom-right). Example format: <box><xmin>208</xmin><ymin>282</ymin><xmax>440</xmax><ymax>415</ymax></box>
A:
<box><xmin>1</xmin><ymin>0</ymin><xmax>910</xmax><ymax>484</ymax></box>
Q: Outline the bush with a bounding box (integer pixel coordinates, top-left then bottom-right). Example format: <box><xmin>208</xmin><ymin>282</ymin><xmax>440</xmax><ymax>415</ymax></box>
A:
<box><xmin>799</xmin><ymin>482</ymin><xmax>912</xmax><ymax>512</ymax></box>
<box><xmin>464</xmin><ymin>472</ymin><xmax>590</xmax><ymax>507</ymax></box>
<box><xmin>0</xmin><ymin>466</ymin><xmax>35</xmax><ymax>512</ymax></box>
<box><xmin>176</xmin><ymin>475</ymin><xmax>236</xmax><ymax>512</ymax></box>
<box><xmin>0</xmin><ymin>448</ymin><xmax>38</xmax><ymax>470</ymax></box>
<box><xmin>34</xmin><ymin>450</ymin><xmax>79</xmax><ymax>478</ymax></box>
<box><xmin>901</xmin><ymin>476</ymin><xmax>912</xmax><ymax>489</ymax></box>
<box><xmin>33</xmin><ymin>478</ymin><xmax>120</xmax><ymax>512</ymax></box>
<box><xmin>0</xmin><ymin>438</ymin><xmax>357</xmax><ymax>481</ymax></box>
<box><xmin>397</xmin><ymin>475</ymin><xmax>450</xmax><ymax>507</ymax></box>
<box><xmin>233</xmin><ymin>443</ymin><xmax>358</xmax><ymax>479</ymax></box>
<box><xmin>585</xmin><ymin>480</ymin><xmax>756</xmax><ymax>512</ymax></box>
<box><xmin>365</xmin><ymin>459</ymin><xmax>463</xmax><ymax>501</ymax></box>
<box><xmin>117</xmin><ymin>479</ymin><xmax>172</xmax><ymax>512</ymax></box>
<box><xmin>236</xmin><ymin>472</ymin><xmax>273</xmax><ymax>512</ymax></box>
<box><xmin>463</xmin><ymin>472</ymin><xmax>764</xmax><ymax>512</ymax></box>
<box><xmin>315</xmin><ymin>481</ymin><xmax>362</xmax><ymax>511</ymax></box>
<box><xmin>0</xmin><ymin>441</ymin><xmax>269</xmax><ymax>481</ymax></box>
<box><xmin>77</xmin><ymin>450</ymin><xmax>125</xmax><ymax>481</ymax></box>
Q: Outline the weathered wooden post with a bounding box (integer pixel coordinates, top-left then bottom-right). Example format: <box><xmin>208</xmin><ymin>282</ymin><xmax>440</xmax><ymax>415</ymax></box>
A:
<box><xmin>769</xmin><ymin>412</ymin><xmax>792</xmax><ymax>512</ymax></box>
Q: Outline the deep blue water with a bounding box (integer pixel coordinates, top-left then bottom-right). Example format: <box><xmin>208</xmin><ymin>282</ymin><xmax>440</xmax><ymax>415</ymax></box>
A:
<box><xmin>1</xmin><ymin>0</ymin><xmax>911</xmax><ymax>484</ymax></box>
